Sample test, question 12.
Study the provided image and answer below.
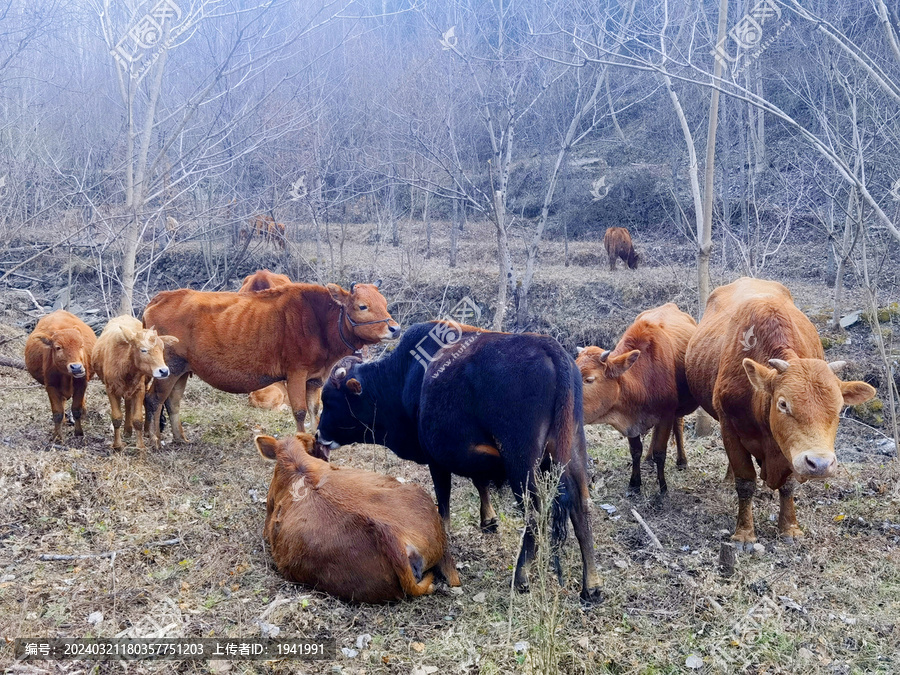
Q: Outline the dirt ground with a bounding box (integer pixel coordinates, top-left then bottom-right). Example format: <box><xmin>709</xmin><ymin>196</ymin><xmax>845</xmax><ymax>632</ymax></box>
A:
<box><xmin>1</xmin><ymin>222</ymin><xmax>899</xmax><ymax>674</ymax></box>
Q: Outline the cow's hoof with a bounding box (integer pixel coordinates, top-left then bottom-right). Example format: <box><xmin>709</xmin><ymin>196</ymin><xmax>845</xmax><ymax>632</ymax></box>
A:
<box><xmin>778</xmin><ymin>530</ymin><xmax>803</xmax><ymax>545</ymax></box>
<box><xmin>580</xmin><ymin>586</ymin><xmax>604</xmax><ymax>603</ymax></box>
<box><xmin>626</xmin><ymin>486</ymin><xmax>641</xmax><ymax>498</ymax></box>
<box><xmin>480</xmin><ymin>518</ymin><xmax>498</xmax><ymax>533</ymax></box>
<box><xmin>676</xmin><ymin>462</ymin><xmax>688</xmax><ymax>471</ymax></box>
<box><xmin>74</xmin><ymin>429</ymin><xmax>84</xmax><ymax>437</ymax></box>
<box><xmin>514</xmin><ymin>579</ymin><xmax>530</xmax><ymax>594</ymax></box>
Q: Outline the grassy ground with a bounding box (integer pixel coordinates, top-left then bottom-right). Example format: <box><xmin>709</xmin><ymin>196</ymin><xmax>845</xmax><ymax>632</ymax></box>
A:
<box><xmin>1</xmin><ymin>223</ymin><xmax>899</xmax><ymax>674</ymax></box>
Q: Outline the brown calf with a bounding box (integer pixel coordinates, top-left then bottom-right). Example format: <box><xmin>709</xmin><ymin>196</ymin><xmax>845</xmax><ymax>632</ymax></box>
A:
<box><xmin>25</xmin><ymin>310</ymin><xmax>97</xmax><ymax>441</ymax></box>
<box><xmin>92</xmin><ymin>316</ymin><xmax>178</xmax><ymax>450</ymax></box>
<box><xmin>577</xmin><ymin>303</ymin><xmax>698</xmax><ymax>494</ymax></box>
<box><xmin>603</xmin><ymin>227</ymin><xmax>639</xmax><ymax>270</ymax></box>
<box><xmin>685</xmin><ymin>278</ymin><xmax>876</xmax><ymax>549</ymax></box>
<box><xmin>257</xmin><ymin>433</ymin><xmax>460</xmax><ymax>603</ymax></box>
<box><xmin>250</xmin><ymin>215</ymin><xmax>286</xmax><ymax>249</ymax></box>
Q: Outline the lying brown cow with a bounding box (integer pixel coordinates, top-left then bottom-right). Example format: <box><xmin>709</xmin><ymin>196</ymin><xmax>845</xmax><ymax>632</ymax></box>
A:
<box><xmin>25</xmin><ymin>310</ymin><xmax>97</xmax><ymax>441</ymax></box>
<box><xmin>257</xmin><ymin>433</ymin><xmax>461</xmax><ymax>602</ymax></box>
<box><xmin>142</xmin><ymin>282</ymin><xmax>398</xmax><ymax>447</ymax></box>
<box><xmin>250</xmin><ymin>382</ymin><xmax>322</xmax><ymax>421</ymax></box>
<box><xmin>685</xmin><ymin>278</ymin><xmax>875</xmax><ymax>549</ymax></box>
<box><xmin>238</xmin><ymin>269</ymin><xmax>291</xmax><ymax>294</ymax></box>
<box><xmin>92</xmin><ymin>316</ymin><xmax>178</xmax><ymax>450</ymax></box>
<box><xmin>577</xmin><ymin>303</ymin><xmax>698</xmax><ymax>495</ymax></box>
<box><xmin>603</xmin><ymin>227</ymin><xmax>639</xmax><ymax>271</ymax></box>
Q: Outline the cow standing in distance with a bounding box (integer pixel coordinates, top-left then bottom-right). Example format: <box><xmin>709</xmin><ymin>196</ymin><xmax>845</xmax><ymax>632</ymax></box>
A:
<box><xmin>92</xmin><ymin>316</ymin><xmax>178</xmax><ymax>451</ymax></box>
<box><xmin>142</xmin><ymin>282</ymin><xmax>398</xmax><ymax>447</ymax></box>
<box><xmin>316</xmin><ymin>323</ymin><xmax>602</xmax><ymax>600</ymax></box>
<box><xmin>25</xmin><ymin>310</ymin><xmax>97</xmax><ymax>441</ymax></box>
<box><xmin>238</xmin><ymin>269</ymin><xmax>291</xmax><ymax>294</ymax></box>
<box><xmin>685</xmin><ymin>277</ymin><xmax>876</xmax><ymax>549</ymax></box>
<box><xmin>257</xmin><ymin>432</ymin><xmax>460</xmax><ymax>603</ymax></box>
<box><xmin>577</xmin><ymin>303</ymin><xmax>698</xmax><ymax>495</ymax></box>
<box><xmin>603</xmin><ymin>227</ymin><xmax>640</xmax><ymax>271</ymax></box>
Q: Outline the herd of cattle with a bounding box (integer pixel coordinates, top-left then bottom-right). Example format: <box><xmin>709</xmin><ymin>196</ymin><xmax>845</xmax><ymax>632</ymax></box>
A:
<box><xmin>22</xmin><ymin>264</ymin><xmax>876</xmax><ymax>603</ymax></box>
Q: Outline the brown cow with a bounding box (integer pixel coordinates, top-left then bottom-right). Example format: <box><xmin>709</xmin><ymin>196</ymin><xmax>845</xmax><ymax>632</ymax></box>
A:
<box><xmin>142</xmin><ymin>282</ymin><xmax>398</xmax><ymax>447</ymax></box>
<box><xmin>257</xmin><ymin>433</ymin><xmax>461</xmax><ymax>603</ymax></box>
<box><xmin>603</xmin><ymin>227</ymin><xmax>639</xmax><ymax>271</ymax></box>
<box><xmin>685</xmin><ymin>278</ymin><xmax>876</xmax><ymax>549</ymax></box>
<box><xmin>577</xmin><ymin>303</ymin><xmax>698</xmax><ymax>495</ymax></box>
<box><xmin>238</xmin><ymin>269</ymin><xmax>292</xmax><ymax>294</ymax></box>
<box><xmin>250</xmin><ymin>215</ymin><xmax>286</xmax><ymax>249</ymax></box>
<box><xmin>92</xmin><ymin>316</ymin><xmax>178</xmax><ymax>450</ymax></box>
<box><xmin>24</xmin><ymin>310</ymin><xmax>97</xmax><ymax>441</ymax></box>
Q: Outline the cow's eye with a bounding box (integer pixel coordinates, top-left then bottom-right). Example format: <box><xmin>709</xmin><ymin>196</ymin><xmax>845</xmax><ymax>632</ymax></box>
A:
<box><xmin>584</xmin><ymin>376</ymin><xmax>596</xmax><ymax>384</ymax></box>
<box><xmin>776</xmin><ymin>397</ymin><xmax>791</xmax><ymax>414</ymax></box>
<box><xmin>141</xmin><ymin>348</ymin><xmax>149</xmax><ymax>354</ymax></box>
<box><xmin>358</xmin><ymin>305</ymin><xmax>368</xmax><ymax>311</ymax></box>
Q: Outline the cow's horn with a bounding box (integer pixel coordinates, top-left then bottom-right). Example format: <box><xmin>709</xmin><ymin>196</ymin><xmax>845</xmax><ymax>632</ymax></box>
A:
<box><xmin>334</xmin><ymin>367</ymin><xmax>347</xmax><ymax>380</ymax></box>
<box><xmin>827</xmin><ymin>360</ymin><xmax>846</xmax><ymax>373</ymax></box>
<box><xmin>600</xmin><ymin>350</ymin><xmax>611</xmax><ymax>362</ymax></box>
<box><xmin>349</xmin><ymin>282</ymin><xmax>356</xmax><ymax>294</ymax></box>
<box><xmin>576</xmin><ymin>346</ymin><xmax>585</xmax><ymax>354</ymax></box>
<box><xmin>373</xmin><ymin>279</ymin><xmax>382</xmax><ymax>289</ymax></box>
<box><xmin>768</xmin><ymin>359</ymin><xmax>789</xmax><ymax>373</ymax></box>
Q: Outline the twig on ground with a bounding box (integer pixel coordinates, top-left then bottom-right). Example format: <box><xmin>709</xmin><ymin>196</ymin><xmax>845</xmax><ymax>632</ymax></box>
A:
<box><xmin>631</xmin><ymin>508</ymin><xmax>663</xmax><ymax>550</ymax></box>
<box><xmin>38</xmin><ymin>537</ymin><xmax>181</xmax><ymax>561</ymax></box>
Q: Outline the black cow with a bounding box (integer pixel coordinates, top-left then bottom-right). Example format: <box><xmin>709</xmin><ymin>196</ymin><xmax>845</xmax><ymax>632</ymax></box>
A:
<box><xmin>316</xmin><ymin>322</ymin><xmax>602</xmax><ymax>600</ymax></box>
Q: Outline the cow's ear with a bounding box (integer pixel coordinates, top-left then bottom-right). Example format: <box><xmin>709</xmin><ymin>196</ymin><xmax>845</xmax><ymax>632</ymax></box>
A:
<box><xmin>119</xmin><ymin>325</ymin><xmax>137</xmax><ymax>343</ymax></box>
<box><xmin>326</xmin><ymin>283</ymin><xmax>349</xmax><ymax>305</ymax></box>
<box><xmin>839</xmin><ymin>380</ymin><xmax>876</xmax><ymax>406</ymax></box>
<box><xmin>256</xmin><ymin>435</ymin><xmax>279</xmax><ymax>461</ymax></box>
<box><xmin>346</xmin><ymin>378</ymin><xmax>362</xmax><ymax>395</ymax></box>
<box><xmin>743</xmin><ymin>358</ymin><xmax>775</xmax><ymax>393</ymax></box>
<box><xmin>294</xmin><ymin>432</ymin><xmax>316</xmax><ymax>455</ymax></box>
<box><xmin>160</xmin><ymin>335</ymin><xmax>179</xmax><ymax>346</ymax></box>
<box><xmin>606</xmin><ymin>350</ymin><xmax>640</xmax><ymax>378</ymax></box>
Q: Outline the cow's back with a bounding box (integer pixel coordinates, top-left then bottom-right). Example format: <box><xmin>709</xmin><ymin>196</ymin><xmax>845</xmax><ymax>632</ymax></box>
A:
<box><xmin>143</xmin><ymin>285</ymin><xmax>328</xmax><ymax>392</ymax></box>
<box><xmin>686</xmin><ymin>278</ymin><xmax>821</xmax><ymax>419</ymax></box>
<box><xmin>626</xmin><ymin>303</ymin><xmax>697</xmax><ymax>413</ymax></box>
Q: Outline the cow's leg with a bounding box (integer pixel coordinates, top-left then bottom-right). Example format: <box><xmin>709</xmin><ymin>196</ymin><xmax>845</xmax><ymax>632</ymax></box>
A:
<box><xmin>286</xmin><ymin>372</ymin><xmax>309</xmax><ymax>432</ymax></box>
<box><xmin>166</xmin><ymin>373</ymin><xmax>191</xmax><ymax>443</ymax></box>
<box><xmin>673</xmin><ymin>417</ymin><xmax>688</xmax><ymax>470</ymax></box>
<box><xmin>722</xmin><ymin>423</ymin><xmax>757</xmax><ymax>550</ymax></box>
<box><xmin>71</xmin><ymin>376</ymin><xmax>87</xmax><ymax>437</ymax></box>
<box><xmin>108</xmin><ymin>393</ymin><xmax>124</xmax><ymax>450</ymax></box>
<box><xmin>777</xmin><ymin>478</ymin><xmax>803</xmax><ymax>543</ymax></box>
<box><xmin>47</xmin><ymin>387</ymin><xmax>66</xmax><ymax>441</ymax></box>
<box><xmin>437</xmin><ymin>544</ymin><xmax>461</xmax><ymax>587</ymax></box>
<box><xmin>304</xmin><ymin>382</ymin><xmax>321</xmax><ymax>434</ymax></box>
<box><xmin>429</xmin><ymin>464</ymin><xmax>453</xmax><ymax>530</ymax></box>
<box><xmin>565</xmin><ymin>464</ymin><xmax>603</xmax><ymax>601</ymax></box>
<box><xmin>650</xmin><ymin>418</ymin><xmax>675</xmax><ymax>494</ymax></box>
<box><xmin>628</xmin><ymin>435</ymin><xmax>643</xmax><ymax>495</ymax></box>
<box><xmin>130</xmin><ymin>390</ymin><xmax>146</xmax><ymax>450</ymax></box>
<box><xmin>474</xmin><ymin>479</ymin><xmax>498</xmax><ymax>532</ymax></box>
<box><xmin>608</xmin><ymin>253</ymin><xmax>616</xmax><ymax>271</ymax></box>
<box><xmin>145</xmin><ymin>373</ymin><xmax>177</xmax><ymax>448</ymax></box>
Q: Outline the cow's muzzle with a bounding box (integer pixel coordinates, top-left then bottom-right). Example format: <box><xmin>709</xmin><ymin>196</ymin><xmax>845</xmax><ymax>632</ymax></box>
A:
<box><xmin>313</xmin><ymin>432</ymin><xmax>341</xmax><ymax>461</ymax></box>
<box><xmin>793</xmin><ymin>451</ymin><xmax>837</xmax><ymax>478</ymax></box>
<box><xmin>153</xmin><ymin>366</ymin><xmax>170</xmax><ymax>379</ymax></box>
<box><xmin>68</xmin><ymin>363</ymin><xmax>86</xmax><ymax>378</ymax></box>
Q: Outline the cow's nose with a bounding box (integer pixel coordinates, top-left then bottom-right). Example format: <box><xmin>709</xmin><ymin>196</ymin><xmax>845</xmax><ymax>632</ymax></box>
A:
<box><xmin>154</xmin><ymin>367</ymin><xmax>170</xmax><ymax>379</ymax></box>
<box><xmin>69</xmin><ymin>363</ymin><xmax>84</xmax><ymax>374</ymax></box>
<box><xmin>795</xmin><ymin>451</ymin><xmax>836</xmax><ymax>478</ymax></box>
<box><xmin>388</xmin><ymin>323</ymin><xmax>401</xmax><ymax>337</ymax></box>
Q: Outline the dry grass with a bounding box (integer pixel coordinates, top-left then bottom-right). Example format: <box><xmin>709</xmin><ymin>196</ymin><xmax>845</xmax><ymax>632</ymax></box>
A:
<box><xmin>1</xmin><ymin>224</ymin><xmax>898</xmax><ymax>674</ymax></box>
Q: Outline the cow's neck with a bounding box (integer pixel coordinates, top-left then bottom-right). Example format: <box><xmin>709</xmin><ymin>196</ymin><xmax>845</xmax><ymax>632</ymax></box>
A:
<box><xmin>332</xmin><ymin>304</ymin><xmax>365</xmax><ymax>354</ymax></box>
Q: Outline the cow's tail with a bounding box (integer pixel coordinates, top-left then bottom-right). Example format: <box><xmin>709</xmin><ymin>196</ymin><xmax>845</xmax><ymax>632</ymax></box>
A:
<box><xmin>544</xmin><ymin>347</ymin><xmax>587</xmax><ymax>552</ymax></box>
<box><xmin>368</xmin><ymin>519</ymin><xmax>436</xmax><ymax>599</ymax></box>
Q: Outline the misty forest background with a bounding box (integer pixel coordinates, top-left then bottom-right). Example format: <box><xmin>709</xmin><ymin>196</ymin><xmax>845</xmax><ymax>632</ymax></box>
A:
<box><xmin>0</xmin><ymin>0</ymin><xmax>898</xmax><ymax>356</ymax></box>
